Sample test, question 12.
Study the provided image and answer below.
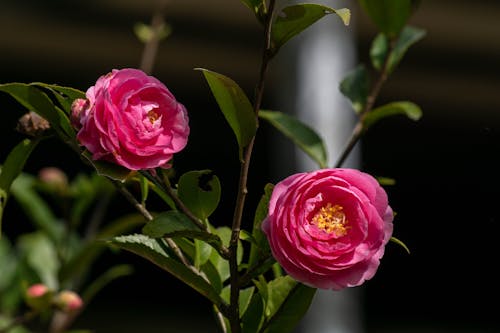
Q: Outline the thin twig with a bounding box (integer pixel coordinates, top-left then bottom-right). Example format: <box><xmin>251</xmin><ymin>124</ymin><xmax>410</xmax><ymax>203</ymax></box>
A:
<box><xmin>228</xmin><ymin>1</ymin><xmax>277</xmax><ymax>332</ymax></box>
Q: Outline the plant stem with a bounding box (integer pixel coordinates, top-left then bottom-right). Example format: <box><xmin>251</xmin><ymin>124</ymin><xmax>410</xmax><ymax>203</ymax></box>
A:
<box><xmin>334</xmin><ymin>39</ymin><xmax>394</xmax><ymax>168</ymax></box>
<box><xmin>228</xmin><ymin>1</ymin><xmax>276</xmax><ymax>332</ymax></box>
<box><xmin>139</xmin><ymin>0</ymin><xmax>170</xmax><ymax>74</ymax></box>
<box><xmin>112</xmin><ymin>180</ymin><xmax>194</xmax><ymax>270</ymax></box>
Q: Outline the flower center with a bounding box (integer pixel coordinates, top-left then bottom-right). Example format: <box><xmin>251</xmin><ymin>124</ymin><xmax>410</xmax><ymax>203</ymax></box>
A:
<box><xmin>147</xmin><ymin>110</ymin><xmax>160</xmax><ymax>124</ymax></box>
<box><xmin>311</xmin><ymin>203</ymin><xmax>349</xmax><ymax>236</ymax></box>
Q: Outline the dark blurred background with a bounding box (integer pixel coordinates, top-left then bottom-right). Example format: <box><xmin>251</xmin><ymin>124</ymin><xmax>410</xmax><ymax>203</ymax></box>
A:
<box><xmin>1</xmin><ymin>0</ymin><xmax>499</xmax><ymax>332</ymax></box>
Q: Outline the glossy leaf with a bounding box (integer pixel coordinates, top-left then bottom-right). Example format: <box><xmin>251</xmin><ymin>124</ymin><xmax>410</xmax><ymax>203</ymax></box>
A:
<box><xmin>10</xmin><ymin>174</ymin><xmax>63</xmax><ymax>243</ymax></box>
<box><xmin>339</xmin><ymin>65</ymin><xmax>370</xmax><ymax>113</ymax></box>
<box><xmin>358</xmin><ymin>0</ymin><xmax>412</xmax><ymax>37</ymax></box>
<box><xmin>142</xmin><ymin>211</ymin><xmax>223</xmax><ymax>252</ymax></box>
<box><xmin>371</xmin><ymin>26</ymin><xmax>426</xmax><ymax>73</ymax></box>
<box><xmin>388</xmin><ymin>26</ymin><xmax>426</xmax><ymax>73</ymax></box>
<box><xmin>196</xmin><ymin>68</ymin><xmax>257</xmax><ymax>159</ymax></box>
<box><xmin>220</xmin><ymin>286</ymin><xmax>255</xmax><ymax>317</ymax></box>
<box><xmin>271</xmin><ymin>4</ymin><xmax>350</xmax><ymax>54</ymax></box>
<box><xmin>262</xmin><ymin>276</ymin><xmax>317</xmax><ymax>333</ymax></box>
<box><xmin>242</xmin><ymin>293</ymin><xmax>265</xmax><ymax>333</ymax></box>
<box><xmin>260</xmin><ymin>110</ymin><xmax>328</xmax><ymax>168</ymax></box>
<box><xmin>177</xmin><ymin>170</ymin><xmax>221</xmax><ymax>220</ymax></box>
<box><xmin>18</xmin><ymin>232</ymin><xmax>60</xmax><ymax>289</ymax></box>
<box><xmin>248</xmin><ymin>183</ymin><xmax>273</xmax><ymax>269</ymax></box>
<box><xmin>32</xmin><ymin>83</ymin><xmax>85</xmax><ymax>115</ymax></box>
<box><xmin>109</xmin><ymin>234</ymin><xmax>223</xmax><ymax>307</ymax></box>
<box><xmin>0</xmin><ymin>83</ymin><xmax>74</xmax><ymax>140</ymax></box>
<box><xmin>209</xmin><ymin>227</ymin><xmax>242</xmax><ymax>283</ymax></box>
<box><xmin>0</xmin><ymin>139</ymin><xmax>38</xmax><ymax>236</ymax></box>
<box><xmin>82</xmin><ymin>151</ymin><xmax>133</xmax><ymax>182</ymax></box>
<box><xmin>363</xmin><ymin>101</ymin><xmax>422</xmax><ymax>129</ymax></box>
<box><xmin>240</xmin><ymin>0</ymin><xmax>266</xmax><ymax>17</ymax></box>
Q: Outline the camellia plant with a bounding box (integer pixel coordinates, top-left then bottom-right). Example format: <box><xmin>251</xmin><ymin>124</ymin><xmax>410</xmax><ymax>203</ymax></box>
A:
<box><xmin>0</xmin><ymin>0</ymin><xmax>425</xmax><ymax>332</ymax></box>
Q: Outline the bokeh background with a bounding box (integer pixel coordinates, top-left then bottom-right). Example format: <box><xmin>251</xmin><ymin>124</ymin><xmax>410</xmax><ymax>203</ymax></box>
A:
<box><xmin>1</xmin><ymin>0</ymin><xmax>499</xmax><ymax>332</ymax></box>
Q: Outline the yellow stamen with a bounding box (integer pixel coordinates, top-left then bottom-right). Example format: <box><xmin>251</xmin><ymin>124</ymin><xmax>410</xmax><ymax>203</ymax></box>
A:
<box><xmin>147</xmin><ymin>110</ymin><xmax>160</xmax><ymax>124</ymax></box>
<box><xmin>311</xmin><ymin>203</ymin><xmax>349</xmax><ymax>236</ymax></box>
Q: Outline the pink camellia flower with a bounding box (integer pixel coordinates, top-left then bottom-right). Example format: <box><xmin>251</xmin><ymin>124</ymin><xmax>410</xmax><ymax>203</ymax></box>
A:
<box><xmin>74</xmin><ymin>68</ymin><xmax>189</xmax><ymax>170</ymax></box>
<box><xmin>262</xmin><ymin>168</ymin><xmax>393</xmax><ymax>290</ymax></box>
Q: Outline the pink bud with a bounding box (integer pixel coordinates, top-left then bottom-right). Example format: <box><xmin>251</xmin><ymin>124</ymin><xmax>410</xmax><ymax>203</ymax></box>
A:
<box><xmin>70</xmin><ymin>98</ymin><xmax>89</xmax><ymax>130</ymax></box>
<box><xmin>26</xmin><ymin>283</ymin><xmax>49</xmax><ymax>298</ymax></box>
<box><xmin>39</xmin><ymin>167</ymin><xmax>68</xmax><ymax>192</ymax></box>
<box><xmin>55</xmin><ymin>290</ymin><xmax>83</xmax><ymax>312</ymax></box>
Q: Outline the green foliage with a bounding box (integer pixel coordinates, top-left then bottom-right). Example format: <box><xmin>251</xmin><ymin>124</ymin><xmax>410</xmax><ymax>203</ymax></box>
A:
<box><xmin>259</xmin><ymin>111</ymin><xmax>328</xmax><ymax>168</ymax></box>
<box><xmin>248</xmin><ymin>183</ymin><xmax>273</xmax><ymax>270</ymax></box>
<box><xmin>255</xmin><ymin>276</ymin><xmax>316</xmax><ymax>333</ymax></box>
<box><xmin>240</xmin><ymin>0</ymin><xmax>267</xmax><ymax>21</ymax></box>
<box><xmin>0</xmin><ymin>139</ymin><xmax>39</xmax><ymax>237</ymax></box>
<box><xmin>109</xmin><ymin>234</ymin><xmax>224</xmax><ymax>307</ymax></box>
<box><xmin>271</xmin><ymin>4</ymin><xmax>350</xmax><ymax>55</ymax></box>
<box><xmin>196</xmin><ymin>68</ymin><xmax>257</xmax><ymax>160</ymax></box>
<box><xmin>370</xmin><ymin>26</ymin><xmax>426</xmax><ymax>73</ymax></box>
<box><xmin>177</xmin><ymin>170</ymin><xmax>221</xmax><ymax>220</ymax></box>
<box><xmin>339</xmin><ymin>65</ymin><xmax>370</xmax><ymax>114</ymax></box>
<box><xmin>0</xmin><ymin>83</ymin><xmax>76</xmax><ymax>141</ymax></box>
<box><xmin>363</xmin><ymin>101</ymin><xmax>422</xmax><ymax>129</ymax></box>
<box><xmin>357</xmin><ymin>0</ymin><xmax>412</xmax><ymax>37</ymax></box>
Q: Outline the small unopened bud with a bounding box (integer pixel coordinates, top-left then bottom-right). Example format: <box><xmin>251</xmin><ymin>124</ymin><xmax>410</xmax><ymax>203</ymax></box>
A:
<box><xmin>39</xmin><ymin>167</ymin><xmax>68</xmax><ymax>194</ymax></box>
<box><xmin>54</xmin><ymin>290</ymin><xmax>83</xmax><ymax>312</ymax></box>
<box><xmin>70</xmin><ymin>98</ymin><xmax>89</xmax><ymax>130</ymax></box>
<box><xmin>25</xmin><ymin>283</ymin><xmax>53</xmax><ymax>310</ymax></box>
<box><xmin>16</xmin><ymin>112</ymin><xmax>50</xmax><ymax>137</ymax></box>
<box><xmin>27</xmin><ymin>283</ymin><xmax>49</xmax><ymax>298</ymax></box>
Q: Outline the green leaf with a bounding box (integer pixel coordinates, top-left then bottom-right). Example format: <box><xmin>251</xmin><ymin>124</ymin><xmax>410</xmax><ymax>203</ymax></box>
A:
<box><xmin>388</xmin><ymin>26</ymin><xmax>426</xmax><ymax>73</ymax></box>
<box><xmin>195</xmin><ymin>239</ymin><xmax>213</xmax><ymax>268</ymax></box>
<box><xmin>209</xmin><ymin>227</ymin><xmax>242</xmax><ymax>283</ymax></box>
<box><xmin>358</xmin><ymin>0</ymin><xmax>412</xmax><ymax>37</ymax></box>
<box><xmin>18</xmin><ymin>232</ymin><xmax>60</xmax><ymax>289</ymax></box>
<box><xmin>271</xmin><ymin>4</ymin><xmax>350</xmax><ymax>54</ymax></box>
<box><xmin>363</xmin><ymin>101</ymin><xmax>422</xmax><ymax>129</ymax></box>
<box><xmin>196</xmin><ymin>68</ymin><xmax>257</xmax><ymax>160</ymax></box>
<box><xmin>220</xmin><ymin>286</ymin><xmax>255</xmax><ymax>318</ymax></box>
<box><xmin>32</xmin><ymin>83</ymin><xmax>85</xmax><ymax>115</ymax></box>
<box><xmin>177</xmin><ymin>170</ymin><xmax>221</xmax><ymax>220</ymax></box>
<box><xmin>240</xmin><ymin>0</ymin><xmax>265</xmax><ymax>16</ymax></box>
<box><xmin>109</xmin><ymin>234</ymin><xmax>223</xmax><ymax>307</ymax></box>
<box><xmin>339</xmin><ymin>65</ymin><xmax>370</xmax><ymax>113</ymax></box>
<box><xmin>0</xmin><ymin>237</ymin><xmax>17</xmax><ymax>290</ymax></box>
<box><xmin>0</xmin><ymin>139</ymin><xmax>39</xmax><ymax>237</ymax></box>
<box><xmin>377</xmin><ymin>176</ymin><xmax>396</xmax><ymax>186</ymax></box>
<box><xmin>242</xmin><ymin>293</ymin><xmax>265</xmax><ymax>333</ymax></box>
<box><xmin>0</xmin><ymin>83</ymin><xmax>74</xmax><ymax>140</ymax></box>
<box><xmin>259</xmin><ymin>110</ymin><xmax>328</xmax><ymax>168</ymax></box>
<box><xmin>390</xmin><ymin>236</ymin><xmax>411</xmax><ymax>254</ymax></box>
<box><xmin>262</xmin><ymin>276</ymin><xmax>317</xmax><ymax>333</ymax></box>
<box><xmin>248</xmin><ymin>184</ymin><xmax>273</xmax><ymax>270</ymax></box>
<box><xmin>370</xmin><ymin>26</ymin><xmax>426</xmax><ymax>73</ymax></box>
<box><xmin>142</xmin><ymin>211</ymin><xmax>224</xmax><ymax>254</ymax></box>
<box><xmin>82</xmin><ymin>151</ymin><xmax>133</xmax><ymax>182</ymax></box>
<box><xmin>10</xmin><ymin>174</ymin><xmax>63</xmax><ymax>242</ymax></box>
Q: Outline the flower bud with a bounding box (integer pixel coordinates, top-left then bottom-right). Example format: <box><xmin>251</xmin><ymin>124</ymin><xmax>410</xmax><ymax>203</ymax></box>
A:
<box><xmin>25</xmin><ymin>283</ymin><xmax>53</xmax><ymax>310</ymax></box>
<box><xmin>54</xmin><ymin>290</ymin><xmax>83</xmax><ymax>312</ymax></box>
<box><xmin>38</xmin><ymin>167</ymin><xmax>69</xmax><ymax>194</ymax></box>
<box><xmin>70</xmin><ymin>98</ymin><xmax>89</xmax><ymax>130</ymax></box>
<box><xmin>16</xmin><ymin>111</ymin><xmax>50</xmax><ymax>137</ymax></box>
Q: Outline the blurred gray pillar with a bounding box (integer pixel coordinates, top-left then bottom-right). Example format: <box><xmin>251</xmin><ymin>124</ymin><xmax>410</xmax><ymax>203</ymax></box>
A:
<box><xmin>273</xmin><ymin>1</ymin><xmax>363</xmax><ymax>332</ymax></box>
